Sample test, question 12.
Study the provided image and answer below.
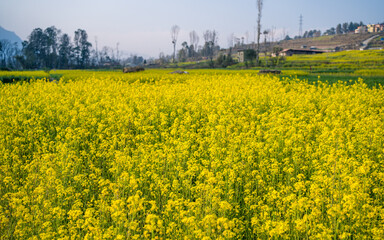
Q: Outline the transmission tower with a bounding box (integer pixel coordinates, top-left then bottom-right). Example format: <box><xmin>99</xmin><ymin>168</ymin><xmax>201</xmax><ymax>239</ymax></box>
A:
<box><xmin>299</xmin><ymin>14</ymin><xmax>303</xmax><ymax>37</ymax></box>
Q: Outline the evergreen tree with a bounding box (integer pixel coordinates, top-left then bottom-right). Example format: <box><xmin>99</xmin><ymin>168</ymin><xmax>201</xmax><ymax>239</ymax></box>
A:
<box><xmin>336</xmin><ymin>24</ymin><xmax>342</xmax><ymax>34</ymax></box>
<box><xmin>342</xmin><ymin>22</ymin><xmax>349</xmax><ymax>33</ymax></box>
<box><xmin>22</xmin><ymin>28</ymin><xmax>45</xmax><ymax>68</ymax></box>
<box><xmin>348</xmin><ymin>22</ymin><xmax>355</xmax><ymax>32</ymax></box>
<box><xmin>44</xmin><ymin>26</ymin><xmax>60</xmax><ymax>68</ymax></box>
<box><xmin>58</xmin><ymin>34</ymin><xmax>72</xmax><ymax>69</ymax></box>
<box><xmin>74</xmin><ymin>29</ymin><xmax>92</xmax><ymax>68</ymax></box>
<box><xmin>324</xmin><ymin>27</ymin><xmax>336</xmax><ymax>35</ymax></box>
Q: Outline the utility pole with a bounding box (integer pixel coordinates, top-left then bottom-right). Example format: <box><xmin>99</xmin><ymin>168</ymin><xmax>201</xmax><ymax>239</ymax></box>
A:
<box><xmin>263</xmin><ymin>30</ymin><xmax>269</xmax><ymax>65</ymax></box>
<box><xmin>255</xmin><ymin>0</ymin><xmax>263</xmax><ymax>65</ymax></box>
<box><xmin>299</xmin><ymin>14</ymin><xmax>303</xmax><ymax>37</ymax></box>
<box><xmin>116</xmin><ymin>42</ymin><xmax>120</xmax><ymax>63</ymax></box>
<box><xmin>95</xmin><ymin>36</ymin><xmax>99</xmax><ymax>65</ymax></box>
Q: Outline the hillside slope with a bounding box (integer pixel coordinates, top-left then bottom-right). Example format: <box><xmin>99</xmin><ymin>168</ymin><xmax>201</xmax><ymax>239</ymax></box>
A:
<box><xmin>228</xmin><ymin>33</ymin><xmax>383</xmax><ymax>53</ymax></box>
<box><xmin>272</xmin><ymin>33</ymin><xmax>382</xmax><ymax>50</ymax></box>
<box><xmin>0</xmin><ymin>26</ymin><xmax>22</xmax><ymax>47</ymax></box>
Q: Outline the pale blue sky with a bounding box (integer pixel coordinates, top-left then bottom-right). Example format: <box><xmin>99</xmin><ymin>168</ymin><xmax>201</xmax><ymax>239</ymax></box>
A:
<box><xmin>1</xmin><ymin>0</ymin><xmax>383</xmax><ymax>57</ymax></box>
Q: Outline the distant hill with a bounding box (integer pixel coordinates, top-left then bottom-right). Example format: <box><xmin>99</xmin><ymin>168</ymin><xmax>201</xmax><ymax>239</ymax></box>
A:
<box><xmin>225</xmin><ymin>32</ymin><xmax>384</xmax><ymax>55</ymax></box>
<box><xmin>275</xmin><ymin>33</ymin><xmax>383</xmax><ymax>51</ymax></box>
<box><xmin>0</xmin><ymin>26</ymin><xmax>22</xmax><ymax>48</ymax></box>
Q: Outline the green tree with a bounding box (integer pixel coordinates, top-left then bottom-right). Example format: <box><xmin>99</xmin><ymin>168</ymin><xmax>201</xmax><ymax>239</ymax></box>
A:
<box><xmin>177</xmin><ymin>42</ymin><xmax>189</xmax><ymax>62</ymax></box>
<box><xmin>202</xmin><ymin>30</ymin><xmax>218</xmax><ymax>67</ymax></box>
<box><xmin>44</xmin><ymin>26</ymin><xmax>60</xmax><ymax>68</ymax></box>
<box><xmin>74</xmin><ymin>29</ymin><xmax>92</xmax><ymax>68</ymax></box>
<box><xmin>353</xmin><ymin>22</ymin><xmax>360</xmax><ymax>30</ymax></box>
<box><xmin>188</xmin><ymin>44</ymin><xmax>195</xmax><ymax>58</ymax></box>
<box><xmin>348</xmin><ymin>22</ymin><xmax>355</xmax><ymax>32</ymax></box>
<box><xmin>244</xmin><ymin>49</ymin><xmax>256</xmax><ymax>62</ymax></box>
<box><xmin>18</xmin><ymin>26</ymin><xmax>60</xmax><ymax>69</ymax></box>
<box><xmin>336</xmin><ymin>24</ymin><xmax>342</xmax><ymax>35</ymax></box>
<box><xmin>342</xmin><ymin>22</ymin><xmax>349</xmax><ymax>33</ymax></box>
<box><xmin>216</xmin><ymin>52</ymin><xmax>235</xmax><ymax>68</ymax></box>
<box><xmin>58</xmin><ymin>33</ymin><xmax>72</xmax><ymax>69</ymax></box>
<box><xmin>324</xmin><ymin>27</ymin><xmax>336</xmax><ymax>35</ymax></box>
<box><xmin>240</xmin><ymin>49</ymin><xmax>257</xmax><ymax>68</ymax></box>
<box><xmin>284</xmin><ymin>35</ymin><xmax>292</xmax><ymax>41</ymax></box>
<box><xmin>272</xmin><ymin>46</ymin><xmax>283</xmax><ymax>56</ymax></box>
<box><xmin>21</xmin><ymin>28</ymin><xmax>45</xmax><ymax>68</ymax></box>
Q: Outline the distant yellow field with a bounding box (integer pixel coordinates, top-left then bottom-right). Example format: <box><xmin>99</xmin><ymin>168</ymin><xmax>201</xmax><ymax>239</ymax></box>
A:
<box><xmin>1</xmin><ymin>70</ymin><xmax>384</xmax><ymax>239</ymax></box>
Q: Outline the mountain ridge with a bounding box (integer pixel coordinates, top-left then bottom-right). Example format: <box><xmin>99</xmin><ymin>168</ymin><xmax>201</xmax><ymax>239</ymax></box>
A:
<box><xmin>0</xmin><ymin>26</ymin><xmax>23</xmax><ymax>47</ymax></box>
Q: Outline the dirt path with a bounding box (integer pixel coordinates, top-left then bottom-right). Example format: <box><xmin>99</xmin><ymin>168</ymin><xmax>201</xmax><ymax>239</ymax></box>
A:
<box><xmin>360</xmin><ymin>34</ymin><xmax>379</xmax><ymax>50</ymax></box>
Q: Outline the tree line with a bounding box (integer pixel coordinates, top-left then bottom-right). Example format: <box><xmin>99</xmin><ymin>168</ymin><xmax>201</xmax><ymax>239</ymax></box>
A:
<box><xmin>172</xmin><ymin>0</ymin><xmax>264</xmax><ymax>67</ymax></box>
<box><xmin>325</xmin><ymin>21</ymin><xmax>365</xmax><ymax>35</ymax></box>
<box><xmin>280</xmin><ymin>21</ymin><xmax>366</xmax><ymax>41</ymax></box>
<box><xmin>0</xmin><ymin>40</ymin><xmax>20</xmax><ymax>69</ymax></box>
<box><xmin>0</xmin><ymin>26</ymin><xmax>145</xmax><ymax>70</ymax></box>
<box><xmin>167</xmin><ymin>26</ymin><xmax>221</xmax><ymax>66</ymax></box>
<box><xmin>15</xmin><ymin>27</ymin><xmax>92</xmax><ymax>69</ymax></box>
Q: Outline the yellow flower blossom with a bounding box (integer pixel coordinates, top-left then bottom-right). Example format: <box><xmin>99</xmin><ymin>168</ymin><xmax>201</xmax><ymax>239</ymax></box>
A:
<box><xmin>1</xmin><ymin>69</ymin><xmax>384</xmax><ymax>239</ymax></box>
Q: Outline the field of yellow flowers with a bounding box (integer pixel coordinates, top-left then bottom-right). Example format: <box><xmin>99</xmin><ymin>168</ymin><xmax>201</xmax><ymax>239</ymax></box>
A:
<box><xmin>1</xmin><ymin>70</ymin><xmax>384</xmax><ymax>239</ymax></box>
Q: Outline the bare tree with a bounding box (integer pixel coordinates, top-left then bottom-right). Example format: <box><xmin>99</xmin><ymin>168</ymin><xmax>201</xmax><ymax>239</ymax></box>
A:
<box><xmin>94</xmin><ymin>36</ymin><xmax>99</xmax><ymax>65</ymax></box>
<box><xmin>235</xmin><ymin>37</ymin><xmax>241</xmax><ymax>46</ymax></box>
<box><xmin>189</xmin><ymin>30</ymin><xmax>199</xmax><ymax>59</ymax></box>
<box><xmin>245</xmin><ymin>31</ymin><xmax>249</xmax><ymax>45</ymax></box>
<box><xmin>227</xmin><ymin>33</ymin><xmax>235</xmax><ymax>48</ymax></box>
<box><xmin>158</xmin><ymin>52</ymin><xmax>167</xmax><ymax>64</ymax></box>
<box><xmin>203</xmin><ymin>30</ymin><xmax>218</xmax><ymax>67</ymax></box>
<box><xmin>171</xmin><ymin>25</ymin><xmax>180</xmax><ymax>63</ymax></box>
<box><xmin>269</xmin><ymin>26</ymin><xmax>276</xmax><ymax>43</ymax></box>
<box><xmin>256</xmin><ymin>0</ymin><xmax>263</xmax><ymax>65</ymax></box>
<box><xmin>263</xmin><ymin>30</ymin><xmax>269</xmax><ymax>65</ymax></box>
<box><xmin>116</xmin><ymin>42</ymin><xmax>120</xmax><ymax>62</ymax></box>
<box><xmin>280</xmin><ymin>28</ymin><xmax>287</xmax><ymax>41</ymax></box>
<box><xmin>0</xmin><ymin>39</ymin><xmax>20</xmax><ymax>68</ymax></box>
<box><xmin>203</xmin><ymin>30</ymin><xmax>218</xmax><ymax>46</ymax></box>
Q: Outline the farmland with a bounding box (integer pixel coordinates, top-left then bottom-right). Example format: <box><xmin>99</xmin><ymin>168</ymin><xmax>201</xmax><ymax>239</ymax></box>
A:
<box><xmin>1</xmin><ymin>67</ymin><xmax>384</xmax><ymax>239</ymax></box>
<box><xmin>279</xmin><ymin>49</ymin><xmax>384</xmax><ymax>74</ymax></box>
<box><xmin>275</xmin><ymin>33</ymin><xmax>383</xmax><ymax>51</ymax></box>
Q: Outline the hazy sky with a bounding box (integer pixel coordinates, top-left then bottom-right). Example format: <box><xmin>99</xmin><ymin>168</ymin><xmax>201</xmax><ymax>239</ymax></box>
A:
<box><xmin>1</xmin><ymin>0</ymin><xmax>383</xmax><ymax>58</ymax></box>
